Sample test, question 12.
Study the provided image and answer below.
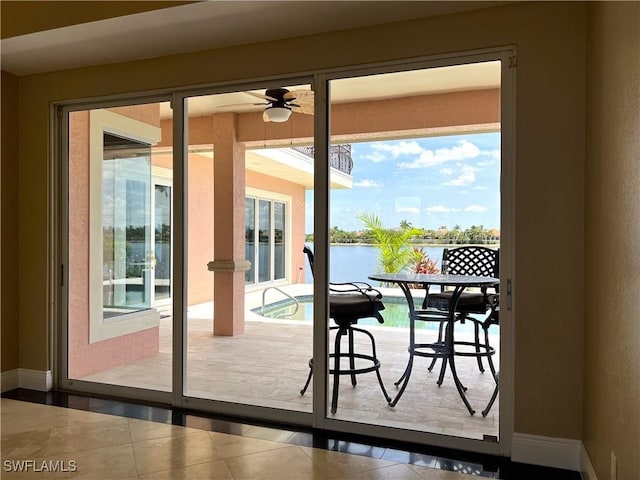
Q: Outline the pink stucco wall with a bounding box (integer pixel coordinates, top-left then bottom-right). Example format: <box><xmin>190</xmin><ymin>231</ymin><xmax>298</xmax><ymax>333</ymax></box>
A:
<box><xmin>68</xmin><ymin>108</ymin><xmax>160</xmax><ymax>379</ymax></box>
<box><xmin>157</xmin><ymin>118</ymin><xmax>216</xmax><ymax>305</ymax></box>
<box><xmin>158</xmin><ymin>115</ymin><xmax>308</xmax><ymax>308</ymax></box>
<box><xmin>246</xmin><ymin>169</ymin><xmax>307</xmax><ymax>283</ymax></box>
<box><xmin>187</xmin><ymin>151</ymin><xmax>215</xmax><ymax>305</ymax></box>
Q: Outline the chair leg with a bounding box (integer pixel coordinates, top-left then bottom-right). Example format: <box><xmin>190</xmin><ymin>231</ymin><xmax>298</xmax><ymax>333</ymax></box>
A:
<box><xmin>482</xmin><ymin>373</ymin><xmax>499</xmax><ymax>417</ymax></box>
<box><xmin>331</xmin><ymin>327</ymin><xmax>345</xmax><ymax>415</ymax></box>
<box><xmin>300</xmin><ymin>359</ymin><xmax>313</xmax><ymax>396</ymax></box>
<box><xmin>427</xmin><ymin>320</ymin><xmax>445</xmax><ymax>372</ymax></box>
<box><xmin>484</xmin><ymin>327</ymin><xmax>498</xmax><ymax>381</ymax></box>
<box><xmin>304</xmin><ymin>323</ymin><xmax>389</xmax><ymax>413</ymax></box>
<box><xmin>348</xmin><ymin>327</ymin><xmax>357</xmax><ymax>387</ymax></box>
<box><xmin>474</xmin><ymin>320</ymin><xmax>485</xmax><ymax>373</ymax></box>
<box><xmin>366</xmin><ymin>329</ymin><xmax>391</xmax><ymax>403</ymax></box>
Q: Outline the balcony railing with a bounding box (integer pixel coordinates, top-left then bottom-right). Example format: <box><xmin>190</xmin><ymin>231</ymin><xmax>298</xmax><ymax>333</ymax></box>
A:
<box><xmin>293</xmin><ymin>144</ymin><xmax>353</xmax><ymax>175</ymax></box>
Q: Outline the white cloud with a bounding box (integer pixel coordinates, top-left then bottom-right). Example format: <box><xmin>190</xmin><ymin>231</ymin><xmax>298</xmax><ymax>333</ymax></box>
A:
<box><xmin>395</xmin><ymin>207</ymin><xmax>420</xmax><ymax>214</ymax></box>
<box><xmin>473</xmin><ymin>186</ymin><xmax>488</xmax><ymax>190</ymax></box>
<box><xmin>488</xmin><ymin>148</ymin><xmax>501</xmax><ymax>160</ymax></box>
<box><xmin>464</xmin><ymin>205</ymin><xmax>488</xmax><ymax>212</ymax></box>
<box><xmin>425</xmin><ymin>205</ymin><xmax>461</xmax><ymax>213</ymax></box>
<box><xmin>361</xmin><ymin>151</ymin><xmax>387</xmax><ymax>163</ymax></box>
<box><xmin>354</xmin><ymin>179</ymin><xmax>383</xmax><ymax>188</ymax></box>
<box><xmin>398</xmin><ymin>140</ymin><xmax>481</xmax><ymax>168</ymax></box>
<box><xmin>439</xmin><ymin>167</ymin><xmax>454</xmax><ymax>175</ymax></box>
<box><xmin>443</xmin><ymin>165</ymin><xmax>476</xmax><ymax>186</ymax></box>
<box><xmin>371</xmin><ymin>140</ymin><xmax>424</xmax><ymax>158</ymax></box>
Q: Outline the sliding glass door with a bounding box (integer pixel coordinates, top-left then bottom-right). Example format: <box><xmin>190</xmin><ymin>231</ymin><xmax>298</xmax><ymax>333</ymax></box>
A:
<box><xmin>182</xmin><ymin>84</ymin><xmax>314</xmax><ymax>419</ymax></box>
<box><xmin>59</xmin><ymin>50</ymin><xmax>513</xmax><ymax>455</ymax></box>
<box><xmin>325</xmin><ymin>62</ymin><xmax>502</xmax><ymax>441</ymax></box>
<box><xmin>63</xmin><ymin>100</ymin><xmax>174</xmax><ymax>395</ymax></box>
<box><xmin>308</xmin><ymin>52</ymin><xmax>514</xmax><ymax>456</ymax></box>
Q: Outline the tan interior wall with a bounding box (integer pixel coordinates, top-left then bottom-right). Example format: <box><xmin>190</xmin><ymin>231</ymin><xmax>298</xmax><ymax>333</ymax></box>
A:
<box><xmin>1</xmin><ymin>71</ymin><xmax>20</xmax><ymax>372</ymax></box>
<box><xmin>7</xmin><ymin>1</ymin><xmax>590</xmax><ymax>440</ymax></box>
<box><xmin>584</xmin><ymin>2</ymin><xmax>640</xmax><ymax>478</ymax></box>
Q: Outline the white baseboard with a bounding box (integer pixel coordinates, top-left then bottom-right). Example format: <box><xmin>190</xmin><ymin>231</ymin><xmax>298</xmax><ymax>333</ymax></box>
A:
<box><xmin>2</xmin><ymin>369</ymin><xmax>53</xmax><ymax>392</ymax></box>
<box><xmin>1</xmin><ymin>369</ymin><xmax>19</xmax><ymax>392</ymax></box>
<box><xmin>581</xmin><ymin>443</ymin><xmax>598</xmax><ymax>480</ymax></box>
<box><xmin>512</xmin><ymin>433</ymin><xmax>581</xmax><ymax>471</ymax></box>
<box><xmin>20</xmin><ymin>369</ymin><xmax>53</xmax><ymax>391</ymax></box>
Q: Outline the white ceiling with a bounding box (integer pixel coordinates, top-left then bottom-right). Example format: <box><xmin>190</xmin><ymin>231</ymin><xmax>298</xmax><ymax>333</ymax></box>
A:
<box><xmin>1</xmin><ymin>1</ymin><xmax>507</xmax><ymax>76</ymax></box>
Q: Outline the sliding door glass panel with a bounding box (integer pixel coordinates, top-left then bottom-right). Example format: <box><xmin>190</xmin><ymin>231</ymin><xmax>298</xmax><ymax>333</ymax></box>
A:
<box><xmin>67</xmin><ymin>102</ymin><xmax>173</xmax><ymax>392</ymax></box>
<box><xmin>327</xmin><ymin>62</ymin><xmax>501</xmax><ymax>440</ymax></box>
<box><xmin>184</xmin><ymin>85</ymin><xmax>313</xmax><ymax>413</ymax></box>
<box><xmin>154</xmin><ymin>184</ymin><xmax>172</xmax><ymax>303</ymax></box>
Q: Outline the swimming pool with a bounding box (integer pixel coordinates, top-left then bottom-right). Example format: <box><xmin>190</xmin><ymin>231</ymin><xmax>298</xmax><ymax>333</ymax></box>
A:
<box><xmin>252</xmin><ymin>295</ymin><xmax>479</xmax><ymax>332</ymax></box>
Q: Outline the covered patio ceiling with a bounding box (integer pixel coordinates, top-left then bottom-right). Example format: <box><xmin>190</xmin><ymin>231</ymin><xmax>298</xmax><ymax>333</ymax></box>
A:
<box><xmin>163</xmin><ymin>61</ymin><xmax>501</xmax><ymax>119</ymax></box>
<box><xmin>155</xmin><ymin>61</ymin><xmax>501</xmax><ymax>185</ymax></box>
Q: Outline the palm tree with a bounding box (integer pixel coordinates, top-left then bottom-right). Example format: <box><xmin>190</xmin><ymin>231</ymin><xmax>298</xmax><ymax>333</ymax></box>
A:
<box><xmin>357</xmin><ymin>211</ymin><xmax>422</xmax><ymax>274</ymax></box>
<box><xmin>399</xmin><ymin>219</ymin><xmax>413</xmax><ymax>230</ymax></box>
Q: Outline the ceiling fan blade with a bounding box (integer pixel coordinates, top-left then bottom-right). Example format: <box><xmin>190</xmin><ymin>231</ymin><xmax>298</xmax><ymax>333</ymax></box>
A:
<box><xmin>284</xmin><ymin>89</ymin><xmax>313</xmax><ymax>103</ymax></box>
<box><xmin>217</xmin><ymin>102</ymin><xmax>268</xmax><ymax>108</ymax></box>
<box><xmin>291</xmin><ymin>103</ymin><xmax>314</xmax><ymax>115</ymax></box>
<box><xmin>246</xmin><ymin>91</ymin><xmax>278</xmax><ymax>102</ymax></box>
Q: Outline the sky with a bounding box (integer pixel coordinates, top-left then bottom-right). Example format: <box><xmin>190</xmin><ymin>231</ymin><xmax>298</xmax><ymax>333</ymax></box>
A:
<box><xmin>305</xmin><ymin>132</ymin><xmax>501</xmax><ymax>233</ymax></box>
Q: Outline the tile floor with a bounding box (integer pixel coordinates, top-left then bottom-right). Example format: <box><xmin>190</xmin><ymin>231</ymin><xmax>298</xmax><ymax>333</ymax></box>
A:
<box><xmin>1</xmin><ymin>392</ymin><xmax>581</xmax><ymax>480</ymax></box>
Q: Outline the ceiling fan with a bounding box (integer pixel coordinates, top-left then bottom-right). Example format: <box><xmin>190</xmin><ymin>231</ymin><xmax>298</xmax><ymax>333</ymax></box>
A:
<box><xmin>222</xmin><ymin>87</ymin><xmax>314</xmax><ymax>122</ymax></box>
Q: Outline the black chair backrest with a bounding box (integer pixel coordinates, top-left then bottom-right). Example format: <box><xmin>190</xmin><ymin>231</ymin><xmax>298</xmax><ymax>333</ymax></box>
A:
<box><xmin>303</xmin><ymin>245</ymin><xmax>385</xmax><ymax>324</ymax></box>
<box><xmin>442</xmin><ymin>246</ymin><xmax>499</xmax><ymax>279</ymax></box>
<box><xmin>303</xmin><ymin>245</ymin><xmax>315</xmax><ymax>277</ymax></box>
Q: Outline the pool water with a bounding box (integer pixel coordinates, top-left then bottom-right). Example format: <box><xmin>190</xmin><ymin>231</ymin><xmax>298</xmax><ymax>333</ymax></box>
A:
<box><xmin>253</xmin><ymin>296</ymin><xmax>479</xmax><ymax>332</ymax></box>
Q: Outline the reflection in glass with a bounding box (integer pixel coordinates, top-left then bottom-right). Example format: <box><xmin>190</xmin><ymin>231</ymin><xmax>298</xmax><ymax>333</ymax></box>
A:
<box><xmin>245</xmin><ymin>198</ymin><xmax>256</xmax><ymax>283</ymax></box>
<box><xmin>154</xmin><ymin>184</ymin><xmax>171</xmax><ymax>301</ymax></box>
<box><xmin>102</xmin><ymin>133</ymin><xmax>152</xmax><ymax>318</ymax></box>
<box><xmin>258</xmin><ymin>200</ymin><xmax>271</xmax><ymax>282</ymax></box>
<box><xmin>274</xmin><ymin>201</ymin><xmax>285</xmax><ymax>280</ymax></box>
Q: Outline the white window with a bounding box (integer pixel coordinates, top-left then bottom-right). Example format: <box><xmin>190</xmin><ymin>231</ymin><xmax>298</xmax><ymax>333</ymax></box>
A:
<box><xmin>245</xmin><ymin>190</ymin><xmax>290</xmax><ymax>286</ymax></box>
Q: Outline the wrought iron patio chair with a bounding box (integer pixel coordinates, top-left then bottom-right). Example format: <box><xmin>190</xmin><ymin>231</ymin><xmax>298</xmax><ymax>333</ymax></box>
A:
<box><xmin>482</xmin><ymin>293</ymin><xmax>500</xmax><ymax>416</ymax></box>
<box><xmin>299</xmin><ymin>246</ymin><xmax>390</xmax><ymax>414</ymax></box>
<box><xmin>423</xmin><ymin>246</ymin><xmax>499</xmax><ymax>375</ymax></box>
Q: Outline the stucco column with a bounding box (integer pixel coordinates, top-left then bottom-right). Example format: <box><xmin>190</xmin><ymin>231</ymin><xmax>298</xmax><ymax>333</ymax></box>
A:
<box><xmin>207</xmin><ymin>113</ymin><xmax>249</xmax><ymax>336</ymax></box>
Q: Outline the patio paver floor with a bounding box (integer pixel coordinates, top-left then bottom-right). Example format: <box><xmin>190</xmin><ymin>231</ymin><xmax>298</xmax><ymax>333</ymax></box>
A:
<box><xmin>80</xmin><ymin>311</ymin><xmax>500</xmax><ymax>441</ymax></box>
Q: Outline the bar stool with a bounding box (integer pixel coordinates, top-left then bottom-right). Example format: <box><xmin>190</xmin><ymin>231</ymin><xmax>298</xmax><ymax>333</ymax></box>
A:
<box><xmin>425</xmin><ymin>246</ymin><xmax>499</xmax><ymax>376</ymax></box>
<box><xmin>299</xmin><ymin>246</ymin><xmax>391</xmax><ymax>414</ymax></box>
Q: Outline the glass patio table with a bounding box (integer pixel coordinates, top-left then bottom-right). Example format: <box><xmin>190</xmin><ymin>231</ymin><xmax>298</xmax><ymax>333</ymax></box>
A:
<box><xmin>368</xmin><ymin>273</ymin><xmax>499</xmax><ymax>415</ymax></box>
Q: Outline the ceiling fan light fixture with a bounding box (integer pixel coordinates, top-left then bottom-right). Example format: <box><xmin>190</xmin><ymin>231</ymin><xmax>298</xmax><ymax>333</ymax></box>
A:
<box><xmin>264</xmin><ymin>106</ymin><xmax>291</xmax><ymax>122</ymax></box>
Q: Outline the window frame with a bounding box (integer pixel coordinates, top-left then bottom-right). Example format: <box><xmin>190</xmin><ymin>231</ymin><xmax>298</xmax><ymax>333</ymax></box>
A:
<box><xmin>244</xmin><ymin>187</ymin><xmax>292</xmax><ymax>289</ymax></box>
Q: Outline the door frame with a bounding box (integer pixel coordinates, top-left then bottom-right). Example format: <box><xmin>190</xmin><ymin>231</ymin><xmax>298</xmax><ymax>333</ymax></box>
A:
<box><xmin>310</xmin><ymin>46</ymin><xmax>515</xmax><ymax>456</ymax></box>
<box><xmin>52</xmin><ymin>46</ymin><xmax>515</xmax><ymax>456</ymax></box>
<box><xmin>55</xmin><ymin>94</ymin><xmax>175</xmax><ymax>405</ymax></box>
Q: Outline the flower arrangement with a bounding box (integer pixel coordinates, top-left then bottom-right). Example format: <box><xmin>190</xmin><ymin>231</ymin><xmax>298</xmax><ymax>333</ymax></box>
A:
<box><xmin>413</xmin><ymin>247</ymin><xmax>440</xmax><ymax>274</ymax></box>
